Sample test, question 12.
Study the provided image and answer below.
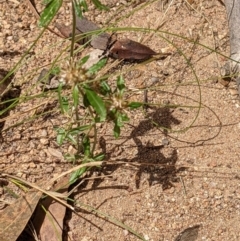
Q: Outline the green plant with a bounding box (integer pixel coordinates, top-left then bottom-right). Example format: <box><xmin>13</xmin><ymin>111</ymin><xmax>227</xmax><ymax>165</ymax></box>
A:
<box><xmin>56</xmin><ymin>56</ymin><xmax>143</xmax><ymax>183</ymax></box>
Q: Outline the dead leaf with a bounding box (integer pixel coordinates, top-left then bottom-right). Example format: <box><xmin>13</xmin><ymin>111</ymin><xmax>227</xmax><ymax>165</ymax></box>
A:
<box><xmin>0</xmin><ymin>190</ymin><xmax>42</xmax><ymax>241</ymax></box>
<box><xmin>109</xmin><ymin>39</ymin><xmax>157</xmax><ymax>60</ymax></box>
<box><xmin>32</xmin><ymin>176</ymin><xmax>69</xmax><ymax>241</ymax></box>
<box><xmin>174</xmin><ymin>225</ymin><xmax>201</xmax><ymax>241</ymax></box>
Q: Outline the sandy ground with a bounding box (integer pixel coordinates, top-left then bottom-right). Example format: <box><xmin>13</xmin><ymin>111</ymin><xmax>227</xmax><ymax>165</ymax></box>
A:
<box><xmin>1</xmin><ymin>0</ymin><xmax>240</xmax><ymax>240</ymax></box>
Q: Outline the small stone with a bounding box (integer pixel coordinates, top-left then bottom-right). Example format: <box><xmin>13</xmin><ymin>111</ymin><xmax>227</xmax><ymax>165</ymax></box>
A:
<box><xmin>143</xmin><ymin>234</ymin><xmax>150</xmax><ymax>240</ymax></box>
<box><xmin>123</xmin><ymin>230</ymin><xmax>129</xmax><ymax>236</ymax></box>
<box><xmin>68</xmin><ymin>145</ymin><xmax>77</xmax><ymax>155</ymax></box>
<box><xmin>40</xmin><ymin>138</ymin><xmax>49</xmax><ymax>145</ymax></box>
<box><xmin>47</xmin><ymin>147</ymin><xmax>63</xmax><ymax>159</ymax></box>
<box><xmin>41</xmin><ymin>129</ymin><xmax>48</xmax><ymax>137</ymax></box>
<box><xmin>29</xmin><ymin>162</ymin><xmax>36</xmax><ymax>168</ymax></box>
<box><xmin>229</xmin><ymin>88</ymin><xmax>238</xmax><ymax>96</ymax></box>
<box><xmin>29</xmin><ymin>141</ymin><xmax>36</xmax><ymax>148</ymax></box>
<box><xmin>151</xmin><ymin>76</ymin><xmax>160</xmax><ymax>84</ymax></box>
<box><xmin>46</xmin><ymin>166</ymin><xmax>54</xmax><ymax>173</ymax></box>
<box><xmin>162</xmin><ymin>138</ymin><xmax>169</xmax><ymax>146</ymax></box>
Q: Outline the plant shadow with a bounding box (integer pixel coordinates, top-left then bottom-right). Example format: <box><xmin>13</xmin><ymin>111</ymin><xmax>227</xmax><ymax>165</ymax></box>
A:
<box><xmin>129</xmin><ymin>107</ymin><xmax>184</xmax><ymax>189</ymax></box>
<box><xmin>0</xmin><ymin>69</ymin><xmax>21</xmax><ymax>140</ymax></box>
<box><xmin>92</xmin><ymin>106</ymin><xmax>185</xmax><ymax>191</ymax></box>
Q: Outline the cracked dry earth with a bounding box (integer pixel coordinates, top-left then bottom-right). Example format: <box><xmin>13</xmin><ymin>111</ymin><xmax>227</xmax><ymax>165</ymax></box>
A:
<box><xmin>1</xmin><ymin>0</ymin><xmax>240</xmax><ymax>241</ymax></box>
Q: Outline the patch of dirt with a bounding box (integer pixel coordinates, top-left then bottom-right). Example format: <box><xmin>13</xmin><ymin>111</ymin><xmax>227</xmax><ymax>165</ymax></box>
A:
<box><xmin>1</xmin><ymin>0</ymin><xmax>240</xmax><ymax>241</ymax></box>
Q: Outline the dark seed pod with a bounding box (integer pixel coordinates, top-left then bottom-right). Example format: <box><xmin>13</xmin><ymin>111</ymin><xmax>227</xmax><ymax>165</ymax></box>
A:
<box><xmin>109</xmin><ymin>39</ymin><xmax>157</xmax><ymax>60</ymax></box>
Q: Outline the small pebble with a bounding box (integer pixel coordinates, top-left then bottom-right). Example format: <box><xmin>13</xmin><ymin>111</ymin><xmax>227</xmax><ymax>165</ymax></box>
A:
<box><xmin>162</xmin><ymin>138</ymin><xmax>169</xmax><ymax>146</ymax></box>
<box><xmin>123</xmin><ymin>229</ymin><xmax>129</xmax><ymax>236</ymax></box>
<box><xmin>40</xmin><ymin>138</ymin><xmax>49</xmax><ymax>145</ymax></box>
<box><xmin>46</xmin><ymin>166</ymin><xmax>54</xmax><ymax>173</ymax></box>
<box><xmin>29</xmin><ymin>162</ymin><xmax>36</xmax><ymax>168</ymax></box>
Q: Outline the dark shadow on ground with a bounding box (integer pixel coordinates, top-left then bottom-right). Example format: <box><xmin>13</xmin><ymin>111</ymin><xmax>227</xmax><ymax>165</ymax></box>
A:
<box><xmin>90</xmin><ymin>107</ymin><xmax>185</xmax><ymax>190</ymax></box>
<box><xmin>129</xmin><ymin>107</ymin><xmax>183</xmax><ymax>189</ymax></box>
<box><xmin>0</xmin><ymin>69</ymin><xmax>21</xmax><ymax>139</ymax></box>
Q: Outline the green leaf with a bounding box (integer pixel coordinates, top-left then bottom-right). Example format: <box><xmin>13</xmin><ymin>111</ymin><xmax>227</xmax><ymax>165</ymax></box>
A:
<box><xmin>61</xmin><ymin>97</ymin><xmax>69</xmax><ymax>113</ymax></box>
<box><xmin>66</xmin><ymin>133</ymin><xmax>77</xmax><ymax>146</ymax></box>
<box><xmin>116</xmin><ymin>75</ymin><xmax>125</xmax><ymax>95</ymax></box>
<box><xmin>93</xmin><ymin>153</ymin><xmax>105</xmax><ymax>161</ymax></box>
<box><xmin>87</xmin><ymin>58</ymin><xmax>107</xmax><ymax>75</ymax></box>
<box><xmin>113</xmin><ymin>124</ymin><xmax>120</xmax><ymax>138</ymax></box>
<box><xmin>72</xmin><ymin>85</ymin><xmax>79</xmax><ymax>108</ymax></box>
<box><xmin>100</xmin><ymin>81</ymin><xmax>111</xmax><ymax>95</ymax></box>
<box><xmin>59</xmin><ymin>95</ymin><xmax>69</xmax><ymax>114</ymax></box>
<box><xmin>69</xmin><ymin>125</ymin><xmax>91</xmax><ymax>132</ymax></box>
<box><xmin>128</xmin><ymin>102</ymin><xmax>143</xmax><ymax>109</ymax></box>
<box><xmin>39</xmin><ymin>0</ymin><xmax>62</xmax><ymax>27</ymax></box>
<box><xmin>56</xmin><ymin>128</ymin><xmax>66</xmax><ymax>145</ymax></box>
<box><xmin>83</xmin><ymin>93</ymin><xmax>90</xmax><ymax>107</ymax></box>
<box><xmin>113</xmin><ymin>112</ymin><xmax>129</xmax><ymax>138</ymax></box>
<box><xmin>73</xmin><ymin>0</ymin><xmax>88</xmax><ymax>19</ymax></box>
<box><xmin>58</xmin><ymin>82</ymin><xmax>69</xmax><ymax>113</ymax></box>
<box><xmin>43</xmin><ymin>0</ymin><xmax>53</xmax><ymax>4</ymax></box>
<box><xmin>121</xmin><ymin>113</ymin><xmax>129</xmax><ymax>122</ymax></box>
<box><xmin>80</xmin><ymin>0</ymin><xmax>88</xmax><ymax>11</ymax></box>
<box><xmin>116</xmin><ymin>112</ymin><xmax>124</xmax><ymax>127</ymax></box>
<box><xmin>74</xmin><ymin>4</ymin><xmax>83</xmax><ymax>18</ymax></box>
<box><xmin>84</xmin><ymin>87</ymin><xmax>107</xmax><ymax>121</ymax></box>
<box><xmin>70</xmin><ymin>167</ymin><xmax>87</xmax><ymax>184</ymax></box>
<box><xmin>82</xmin><ymin>135</ymin><xmax>91</xmax><ymax>157</ymax></box>
<box><xmin>50</xmin><ymin>66</ymin><xmax>60</xmax><ymax>75</ymax></box>
<box><xmin>91</xmin><ymin>0</ymin><xmax>109</xmax><ymax>10</ymax></box>
<box><xmin>78</xmin><ymin>55</ymin><xmax>90</xmax><ymax>66</ymax></box>
<box><xmin>64</xmin><ymin>154</ymin><xmax>77</xmax><ymax>163</ymax></box>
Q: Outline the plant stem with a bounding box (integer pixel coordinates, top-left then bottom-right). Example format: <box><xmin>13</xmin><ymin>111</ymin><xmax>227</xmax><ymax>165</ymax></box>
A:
<box><xmin>70</xmin><ymin>1</ymin><xmax>77</xmax><ymax>58</ymax></box>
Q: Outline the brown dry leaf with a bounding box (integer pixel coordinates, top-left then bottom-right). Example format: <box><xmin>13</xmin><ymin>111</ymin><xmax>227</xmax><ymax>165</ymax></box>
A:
<box><xmin>174</xmin><ymin>225</ymin><xmax>201</xmax><ymax>241</ymax></box>
<box><xmin>32</xmin><ymin>176</ymin><xmax>69</xmax><ymax>241</ymax></box>
<box><xmin>32</xmin><ymin>197</ymin><xmax>67</xmax><ymax>241</ymax></box>
<box><xmin>0</xmin><ymin>190</ymin><xmax>42</xmax><ymax>241</ymax></box>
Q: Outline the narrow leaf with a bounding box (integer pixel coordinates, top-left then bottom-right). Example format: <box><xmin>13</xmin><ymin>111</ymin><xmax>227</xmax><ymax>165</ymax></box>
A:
<box><xmin>93</xmin><ymin>153</ymin><xmax>105</xmax><ymax>161</ymax></box>
<box><xmin>117</xmin><ymin>75</ymin><xmax>125</xmax><ymax>95</ymax></box>
<box><xmin>113</xmin><ymin>124</ymin><xmax>120</xmax><ymax>138</ymax></box>
<box><xmin>80</xmin><ymin>0</ymin><xmax>88</xmax><ymax>11</ymax></box>
<box><xmin>69</xmin><ymin>125</ymin><xmax>91</xmax><ymax>133</ymax></box>
<box><xmin>50</xmin><ymin>66</ymin><xmax>60</xmax><ymax>75</ymax></box>
<box><xmin>84</xmin><ymin>87</ymin><xmax>107</xmax><ymax>121</ymax></box>
<box><xmin>73</xmin><ymin>0</ymin><xmax>85</xmax><ymax>19</ymax></box>
<box><xmin>91</xmin><ymin>0</ymin><xmax>109</xmax><ymax>10</ymax></box>
<box><xmin>43</xmin><ymin>0</ymin><xmax>53</xmax><ymax>4</ymax></box>
<box><xmin>100</xmin><ymin>81</ymin><xmax>111</xmax><ymax>95</ymax></box>
<box><xmin>72</xmin><ymin>85</ymin><xmax>79</xmax><ymax>108</ymax></box>
<box><xmin>128</xmin><ymin>101</ymin><xmax>143</xmax><ymax>109</ymax></box>
<box><xmin>66</xmin><ymin>133</ymin><xmax>77</xmax><ymax>146</ymax></box>
<box><xmin>61</xmin><ymin>97</ymin><xmax>69</xmax><ymax>113</ymax></box>
<box><xmin>83</xmin><ymin>93</ymin><xmax>90</xmax><ymax>107</ymax></box>
<box><xmin>70</xmin><ymin>168</ymin><xmax>86</xmax><ymax>184</ymax></box>
<box><xmin>39</xmin><ymin>0</ymin><xmax>62</xmax><ymax>27</ymax></box>
<box><xmin>83</xmin><ymin>136</ymin><xmax>91</xmax><ymax>157</ymax></box>
<box><xmin>56</xmin><ymin>128</ymin><xmax>66</xmax><ymax>145</ymax></box>
<box><xmin>78</xmin><ymin>55</ymin><xmax>90</xmax><ymax>66</ymax></box>
<box><xmin>87</xmin><ymin>58</ymin><xmax>107</xmax><ymax>75</ymax></box>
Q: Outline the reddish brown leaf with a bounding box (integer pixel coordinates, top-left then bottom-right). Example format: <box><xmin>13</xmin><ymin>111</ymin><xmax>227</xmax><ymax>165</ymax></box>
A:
<box><xmin>109</xmin><ymin>39</ymin><xmax>157</xmax><ymax>60</ymax></box>
<box><xmin>32</xmin><ymin>176</ymin><xmax>69</xmax><ymax>241</ymax></box>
